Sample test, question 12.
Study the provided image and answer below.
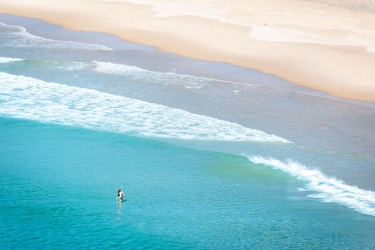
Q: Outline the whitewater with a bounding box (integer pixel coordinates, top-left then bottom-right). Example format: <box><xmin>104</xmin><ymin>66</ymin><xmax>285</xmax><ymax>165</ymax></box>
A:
<box><xmin>1</xmin><ymin>59</ymin><xmax>374</xmax><ymax>217</ymax></box>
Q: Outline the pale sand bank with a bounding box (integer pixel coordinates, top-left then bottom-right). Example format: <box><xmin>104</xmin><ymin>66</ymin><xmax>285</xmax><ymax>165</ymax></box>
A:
<box><xmin>1</xmin><ymin>0</ymin><xmax>375</xmax><ymax>101</ymax></box>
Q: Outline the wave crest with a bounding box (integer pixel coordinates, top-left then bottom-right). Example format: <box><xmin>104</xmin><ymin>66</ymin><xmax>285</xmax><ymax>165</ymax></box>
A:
<box><xmin>249</xmin><ymin>156</ymin><xmax>375</xmax><ymax>216</ymax></box>
<box><xmin>0</xmin><ymin>22</ymin><xmax>111</xmax><ymax>50</ymax></box>
<box><xmin>0</xmin><ymin>57</ymin><xmax>24</xmax><ymax>64</ymax></box>
<box><xmin>0</xmin><ymin>72</ymin><xmax>289</xmax><ymax>143</ymax></box>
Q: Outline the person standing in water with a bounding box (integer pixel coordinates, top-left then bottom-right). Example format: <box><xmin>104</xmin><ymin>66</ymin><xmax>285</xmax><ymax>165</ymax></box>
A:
<box><xmin>118</xmin><ymin>188</ymin><xmax>124</xmax><ymax>202</ymax></box>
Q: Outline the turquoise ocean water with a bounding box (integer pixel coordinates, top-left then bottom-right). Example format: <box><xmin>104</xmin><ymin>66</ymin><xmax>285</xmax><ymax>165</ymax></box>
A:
<box><xmin>1</xmin><ymin>15</ymin><xmax>375</xmax><ymax>249</ymax></box>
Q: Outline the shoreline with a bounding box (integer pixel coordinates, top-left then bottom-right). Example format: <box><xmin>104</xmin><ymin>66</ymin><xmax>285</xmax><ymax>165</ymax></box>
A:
<box><xmin>0</xmin><ymin>0</ymin><xmax>375</xmax><ymax>102</ymax></box>
<box><xmin>1</xmin><ymin>13</ymin><xmax>374</xmax><ymax>110</ymax></box>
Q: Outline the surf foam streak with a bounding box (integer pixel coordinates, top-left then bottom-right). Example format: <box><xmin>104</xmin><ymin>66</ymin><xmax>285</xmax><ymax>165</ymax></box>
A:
<box><xmin>0</xmin><ymin>22</ymin><xmax>111</xmax><ymax>50</ymax></box>
<box><xmin>0</xmin><ymin>72</ymin><xmax>289</xmax><ymax>143</ymax></box>
<box><xmin>249</xmin><ymin>156</ymin><xmax>375</xmax><ymax>216</ymax></box>
<box><xmin>92</xmin><ymin>61</ymin><xmax>225</xmax><ymax>88</ymax></box>
<box><xmin>0</xmin><ymin>57</ymin><xmax>24</xmax><ymax>63</ymax></box>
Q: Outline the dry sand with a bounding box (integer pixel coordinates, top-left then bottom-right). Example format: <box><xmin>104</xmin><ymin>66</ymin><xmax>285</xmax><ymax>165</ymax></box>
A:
<box><xmin>1</xmin><ymin>0</ymin><xmax>375</xmax><ymax>102</ymax></box>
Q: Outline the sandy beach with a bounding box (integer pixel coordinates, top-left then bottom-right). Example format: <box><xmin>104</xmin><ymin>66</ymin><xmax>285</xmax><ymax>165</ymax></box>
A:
<box><xmin>1</xmin><ymin>0</ymin><xmax>375</xmax><ymax>102</ymax></box>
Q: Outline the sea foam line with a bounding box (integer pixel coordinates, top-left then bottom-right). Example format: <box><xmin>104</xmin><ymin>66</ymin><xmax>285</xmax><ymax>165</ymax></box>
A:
<box><xmin>0</xmin><ymin>57</ymin><xmax>24</xmax><ymax>63</ymax></box>
<box><xmin>92</xmin><ymin>61</ymin><xmax>228</xmax><ymax>88</ymax></box>
<box><xmin>249</xmin><ymin>156</ymin><xmax>375</xmax><ymax>216</ymax></box>
<box><xmin>0</xmin><ymin>72</ymin><xmax>289</xmax><ymax>143</ymax></box>
<box><xmin>0</xmin><ymin>22</ymin><xmax>111</xmax><ymax>51</ymax></box>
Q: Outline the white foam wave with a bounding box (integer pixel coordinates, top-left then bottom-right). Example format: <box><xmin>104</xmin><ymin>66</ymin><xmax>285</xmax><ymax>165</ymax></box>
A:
<box><xmin>0</xmin><ymin>56</ymin><xmax>91</xmax><ymax>70</ymax></box>
<box><xmin>56</xmin><ymin>62</ymin><xmax>92</xmax><ymax>71</ymax></box>
<box><xmin>0</xmin><ymin>57</ymin><xmax>24</xmax><ymax>63</ymax></box>
<box><xmin>0</xmin><ymin>72</ymin><xmax>289</xmax><ymax>143</ymax></box>
<box><xmin>93</xmin><ymin>61</ymin><xmax>151</xmax><ymax>75</ymax></box>
<box><xmin>0</xmin><ymin>22</ymin><xmax>111</xmax><ymax>50</ymax></box>
<box><xmin>249</xmin><ymin>156</ymin><xmax>375</xmax><ymax>216</ymax></box>
<box><xmin>92</xmin><ymin>61</ymin><xmax>217</xmax><ymax>88</ymax></box>
<box><xmin>0</xmin><ymin>22</ymin><xmax>26</xmax><ymax>33</ymax></box>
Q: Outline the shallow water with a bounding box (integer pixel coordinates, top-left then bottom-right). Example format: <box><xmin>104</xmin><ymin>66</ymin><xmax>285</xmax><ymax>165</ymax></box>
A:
<box><xmin>0</xmin><ymin>15</ymin><xmax>375</xmax><ymax>249</ymax></box>
<box><xmin>1</xmin><ymin>118</ymin><xmax>374</xmax><ymax>249</ymax></box>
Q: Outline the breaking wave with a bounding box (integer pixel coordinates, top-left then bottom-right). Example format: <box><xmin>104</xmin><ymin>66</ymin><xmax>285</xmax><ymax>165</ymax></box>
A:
<box><xmin>92</xmin><ymin>61</ymin><xmax>230</xmax><ymax>88</ymax></box>
<box><xmin>0</xmin><ymin>57</ymin><xmax>24</xmax><ymax>63</ymax></box>
<box><xmin>0</xmin><ymin>22</ymin><xmax>111</xmax><ymax>50</ymax></box>
<box><xmin>0</xmin><ymin>72</ymin><xmax>289</xmax><ymax>143</ymax></box>
<box><xmin>249</xmin><ymin>156</ymin><xmax>375</xmax><ymax>216</ymax></box>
